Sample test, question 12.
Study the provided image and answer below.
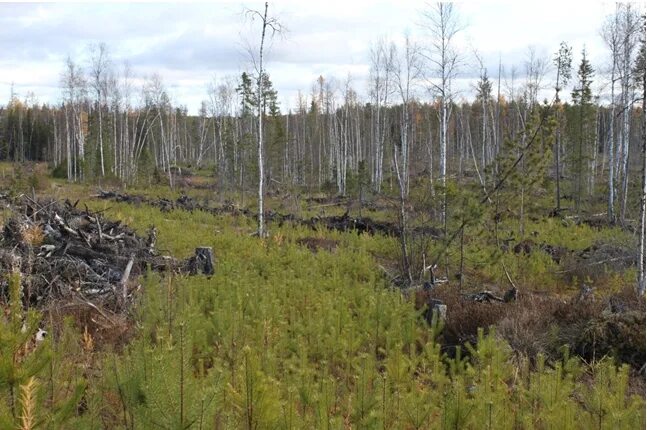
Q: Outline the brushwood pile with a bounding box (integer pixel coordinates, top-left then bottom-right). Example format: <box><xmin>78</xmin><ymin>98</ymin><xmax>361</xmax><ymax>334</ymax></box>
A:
<box><xmin>0</xmin><ymin>194</ymin><xmax>200</xmax><ymax>312</ymax></box>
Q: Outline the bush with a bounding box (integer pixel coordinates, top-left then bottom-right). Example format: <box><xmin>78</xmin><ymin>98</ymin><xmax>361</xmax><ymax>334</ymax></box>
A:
<box><xmin>51</xmin><ymin>161</ymin><xmax>67</xmax><ymax>179</ymax></box>
<box><xmin>7</xmin><ymin>163</ymin><xmax>50</xmax><ymax>195</ymax></box>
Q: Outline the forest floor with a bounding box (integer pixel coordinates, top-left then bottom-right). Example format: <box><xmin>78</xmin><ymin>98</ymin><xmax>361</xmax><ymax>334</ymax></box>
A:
<box><xmin>0</xmin><ymin>162</ymin><xmax>644</xmax><ymax>428</ymax></box>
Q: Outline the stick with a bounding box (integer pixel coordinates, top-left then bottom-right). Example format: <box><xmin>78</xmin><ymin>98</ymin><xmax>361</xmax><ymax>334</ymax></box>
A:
<box><xmin>502</xmin><ymin>263</ymin><xmax>517</xmax><ymax>290</ymax></box>
<box><xmin>120</xmin><ymin>255</ymin><xmax>135</xmax><ymax>301</ymax></box>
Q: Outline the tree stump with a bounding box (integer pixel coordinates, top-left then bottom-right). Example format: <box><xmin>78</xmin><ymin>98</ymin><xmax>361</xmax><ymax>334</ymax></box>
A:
<box><xmin>190</xmin><ymin>247</ymin><xmax>215</xmax><ymax>276</ymax></box>
<box><xmin>425</xmin><ymin>298</ymin><xmax>447</xmax><ymax>325</ymax></box>
<box><xmin>432</xmin><ymin>303</ymin><xmax>447</xmax><ymax>322</ymax></box>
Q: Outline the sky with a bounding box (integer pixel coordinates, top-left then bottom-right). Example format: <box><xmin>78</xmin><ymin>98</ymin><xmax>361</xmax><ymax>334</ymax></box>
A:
<box><xmin>0</xmin><ymin>0</ymin><xmax>639</xmax><ymax>114</ymax></box>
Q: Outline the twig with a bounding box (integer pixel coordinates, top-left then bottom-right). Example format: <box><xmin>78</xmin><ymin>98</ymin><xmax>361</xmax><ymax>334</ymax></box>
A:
<box><xmin>502</xmin><ymin>263</ymin><xmax>517</xmax><ymax>290</ymax></box>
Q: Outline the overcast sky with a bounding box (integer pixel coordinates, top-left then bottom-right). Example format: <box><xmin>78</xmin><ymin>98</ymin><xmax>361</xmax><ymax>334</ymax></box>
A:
<box><xmin>0</xmin><ymin>0</ymin><xmax>638</xmax><ymax>114</ymax></box>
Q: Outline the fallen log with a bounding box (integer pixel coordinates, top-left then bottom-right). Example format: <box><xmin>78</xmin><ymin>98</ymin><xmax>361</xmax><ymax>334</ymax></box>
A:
<box><xmin>465</xmin><ymin>291</ymin><xmax>505</xmax><ymax>303</ymax></box>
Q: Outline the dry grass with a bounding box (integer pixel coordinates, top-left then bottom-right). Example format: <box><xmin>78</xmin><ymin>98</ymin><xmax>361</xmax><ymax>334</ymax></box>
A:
<box><xmin>296</xmin><ymin>236</ymin><xmax>339</xmax><ymax>253</ymax></box>
<box><xmin>417</xmin><ymin>285</ymin><xmax>645</xmax><ymax>368</ymax></box>
<box><xmin>20</xmin><ymin>224</ymin><xmax>44</xmax><ymax>247</ymax></box>
<box><xmin>44</xmin><ymin>301</ymin><xmax>133</xmax><ymax>352</ymax></box>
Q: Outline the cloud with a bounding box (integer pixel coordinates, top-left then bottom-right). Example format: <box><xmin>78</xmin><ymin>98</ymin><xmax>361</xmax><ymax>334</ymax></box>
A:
<box><xmin>0</xmin><ymin>1</ymin><xmax>633</xmax><ymax>113</ymax></box>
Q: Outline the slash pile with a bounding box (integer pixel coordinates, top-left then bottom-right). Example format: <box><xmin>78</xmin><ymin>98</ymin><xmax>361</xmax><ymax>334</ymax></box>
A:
<box><xmin>0</xmin><ymin>194</ymin><xmax>206</xmax><ymax>312</ymax></box>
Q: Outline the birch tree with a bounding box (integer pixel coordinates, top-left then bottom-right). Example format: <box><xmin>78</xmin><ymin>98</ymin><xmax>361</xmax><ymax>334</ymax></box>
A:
<box><xmin>390</xmin><ymin>34</ymin><xmax>421</xmax><ymax>282</ymax></box>
<box><xmin>617</xmin><ymin>4</ymin><xmax>640</xmax><ymax>222</ymax></box>
<box><xmin>60</xmin><ymin>56</ymin><xmax>87</xmax><ymax>181</ymax></box>
<box><xmin>421</xmin><ymin>2</ymin><xmax>462</xmax><ymax>225</ymax></box>
<box><xmin>368</xmin><ymin>38</ymin><xmax>393</xmax><ymax>193</ymax></box>
<box><xmin>602</xmin><ymin>7</ymin><xmax>622</xmax><ymax>222</ymax></box>
<box><xmin>89</xmin><ymin>43</ymin><xmax>111</xmax><ymax>177</ymax></box>
<box><xmin>245</xmin><ymin>2</ymin><xmax>284</xmax><ymax>237</ymax></box>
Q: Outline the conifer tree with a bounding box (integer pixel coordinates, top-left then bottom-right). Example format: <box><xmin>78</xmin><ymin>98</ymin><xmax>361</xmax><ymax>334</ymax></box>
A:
<box><xmin>553</xmin><ymin>42</ymin><xmax>573</xmax><ymax>211</ymax></box>
<box><xmin>570</xmin><ymin>49</ymin><xmax>595</xmax><ymax>214</ymax></box>
<box><xmin>0</xmin><ymin>272</ymin><xmax>84</xmax><ymax>428</ymax></box>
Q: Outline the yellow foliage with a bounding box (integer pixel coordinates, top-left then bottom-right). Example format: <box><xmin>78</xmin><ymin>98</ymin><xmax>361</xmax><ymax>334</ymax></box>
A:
<box><xmin>19</xmin><ymin>377</ymin><xmax>37</xmax><ymax>430</ymax></box>
<box><xmin>21</xmin><ymin>224</ymin><xmax>44</xmax><ymax>247</ymax></box>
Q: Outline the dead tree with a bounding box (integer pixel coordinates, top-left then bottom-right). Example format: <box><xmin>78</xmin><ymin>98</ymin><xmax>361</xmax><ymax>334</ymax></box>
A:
<box><xmin>245</xmin><ymin>2</ymin><xmax>285</xmax><ymax>237</ymax></box>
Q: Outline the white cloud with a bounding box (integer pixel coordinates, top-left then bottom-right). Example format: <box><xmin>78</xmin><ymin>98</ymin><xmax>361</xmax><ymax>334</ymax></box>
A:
<box><xmin>0</xmin><ymin>0</ymin><xmax>636</xmax><ymax>113</ymax></box>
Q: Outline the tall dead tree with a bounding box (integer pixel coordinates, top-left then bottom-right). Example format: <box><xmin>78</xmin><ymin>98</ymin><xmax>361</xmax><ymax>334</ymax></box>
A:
<box><xmin>245</xmin><ymin>2</ymin><xmax>284</xmax><ymax>237</ymax></box>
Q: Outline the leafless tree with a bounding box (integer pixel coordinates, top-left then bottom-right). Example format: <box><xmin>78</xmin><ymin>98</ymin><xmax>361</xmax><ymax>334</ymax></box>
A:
<box><xmin>524</xmin><ymin>47</ymin><xmax>550</xmax><ymax>107</ymax></box>
<box><xmin>60</xmin><ymin>56</ymin><xmax>87</xmax><ymax>181</ymax></box>
<box><xmin>368</xmin><ymin>38</ymin><xmax>394</xmax><ymax>193</ymax></box>
<box><xmin>601</xmin><ymin>6</ymin><xmax>622</xmax><ymax>222</ymax></box>
<box><xmin>244</xmin><ymin>1</ymin><xmax>285</xmax><ymax>237</ymax></box>
<box><xmin>421</xmin><ymin>2</ymin><xmax>463</xmax><ymax>226</ymax></box>
<box><xmin>89</xmin><ymin>43</ymin><xmax>111</xmax><ymax>177</ymax></box>
<box><xmin>390</xmin><ymin>34</ymin><xmax>422</xmax><ymax>282</ymax></box>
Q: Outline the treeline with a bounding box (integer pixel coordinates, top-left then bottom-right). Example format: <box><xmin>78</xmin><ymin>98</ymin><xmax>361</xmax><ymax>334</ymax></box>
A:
<box><xmin>0</xmin><ymin>67</ymin><xmax>644</xmax><ymax>211</ymax></box>
<box><xmin>0</xmin><ymin>5</ymin><xmax>644</xmax><ymax>221</ymax></box>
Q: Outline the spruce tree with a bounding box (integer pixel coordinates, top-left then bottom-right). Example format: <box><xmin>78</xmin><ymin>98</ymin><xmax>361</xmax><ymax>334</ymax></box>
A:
<box><xmin>570</xmin><ymin>49</ymin><xmax>595</xmax><ymax>214</ymax></box>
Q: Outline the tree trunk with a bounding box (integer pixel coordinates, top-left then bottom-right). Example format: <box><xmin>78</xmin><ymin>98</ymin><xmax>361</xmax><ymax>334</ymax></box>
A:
<box><xmin>608</xmin><ymin>63</ymin><xmax>617</xmax><ymax>222</ymax></box>
<box><xmin>256</xmin><ymin>2</ymin><xmax>269</xmax><ymax>237</ymax></box>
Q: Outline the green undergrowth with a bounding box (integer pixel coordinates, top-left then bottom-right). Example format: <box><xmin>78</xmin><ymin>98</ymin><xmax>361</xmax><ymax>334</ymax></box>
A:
<box><xmin>2</xmin><ymin>247</ymin><xmax>644</xmax><ymax>427</ymax></box>
<box><xmin>0</xmin><ymin>180</ymin><xmax>643</xmax><ymax>428</ymax></box>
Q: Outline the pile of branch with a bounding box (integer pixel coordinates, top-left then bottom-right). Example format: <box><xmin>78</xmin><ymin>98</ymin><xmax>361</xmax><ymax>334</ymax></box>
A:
<box><xmin>0</xmin><ymin>195</ymin><xmax>210</xmax><ymax>312</ymax></box>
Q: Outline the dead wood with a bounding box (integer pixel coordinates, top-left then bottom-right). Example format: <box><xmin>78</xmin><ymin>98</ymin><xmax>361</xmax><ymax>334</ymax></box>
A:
<box><xmin>0</xmin><ymin>194</ymin><xmax>210</xmax><ymax>314</ymax></box>
<box><xmin>96</xmin><ymin>190</ymin><xmax>443</xmax><ymax>239</ymax></box>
